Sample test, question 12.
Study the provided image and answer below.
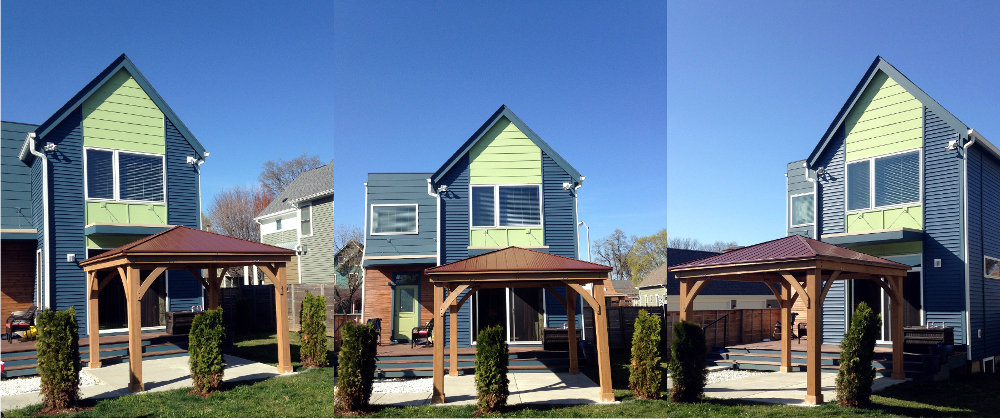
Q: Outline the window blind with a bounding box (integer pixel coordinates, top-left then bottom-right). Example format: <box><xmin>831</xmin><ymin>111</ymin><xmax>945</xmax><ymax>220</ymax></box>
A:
<box><xmin>874</xmin><ymin>151</ymin><xmax>919</xmax><ymax>207</ymax></box>
<box><xmin>471</xmin><ymin>186</ymin><xmax>495</xmax><ymax>227</ymax></box>
<box><xmin>86</xmin><ymin>149</ymin><xmax>115</xmax><ymax>199</ymax></box>
<box><xmin>119</xmin><ymin>153</ymin><xmax>163</xmax><ymax>202</ymax></box>
<box><xmin>499</xmin><ymin>186</ymin><xmax>540</xmax><ymax>226</ymax></box>
<box><xmin>847</xmin><ymin>161</ymin><xmax>871</xmax><ymax>210</ymax></box>
<box><xmin>372</xmin><ymin>205</ymin><xmax>417</xmax><ymax>234</ymax></box>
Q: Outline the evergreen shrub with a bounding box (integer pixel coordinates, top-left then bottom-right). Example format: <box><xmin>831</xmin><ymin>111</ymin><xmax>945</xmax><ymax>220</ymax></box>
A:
<box><xmin>299</xmin><ymin>291</ymin><xmax>328</xmax><ymax>368</ymax></box>
<box><xmin>475</xmin><ymin>325</ymin><xmax>509</xmax><ymax>413</ymax></box>
<box><xmin>36</xmin><ymin>307</ymin><xmax>81</xmax><ymax>411</ymax></box>
<box><xmin>629</xmin><ymin>309</ymin><xmax>662</xmax><ymax>399</ymax></box>
<box><xmin>335</xmin><ymin>321</ymin><xmax>378</xmax><ymax>412</ymax></box>
<box><xmin>836</xmin><ymin>301</ymin><xmax>881</xmax><ymax>408</ymax></box>
<box><xmin>669</xmin><ymin>320</ymin><xmax>707</xmax><ymax>403</ymax></box>
<box><xmin>189</xmin><ymin>307</ymin><xmax>226</xmax><ymax>396</ymax></box>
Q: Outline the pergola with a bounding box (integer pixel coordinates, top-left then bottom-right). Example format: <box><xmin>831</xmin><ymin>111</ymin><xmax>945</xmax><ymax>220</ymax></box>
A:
<box><xmin>78</xmin><ymin>226</ymin><xmax>295</xmax><ymax>392</ymax></box>
<box><xmin>424</xmin><ymin>247</ymin><xmax>615</xmax><ymax>403</ymax></box>
<box><xmin>669</xmin><ymin>235</ymin><xmax>910</xmax><ymax>405</ymax></box>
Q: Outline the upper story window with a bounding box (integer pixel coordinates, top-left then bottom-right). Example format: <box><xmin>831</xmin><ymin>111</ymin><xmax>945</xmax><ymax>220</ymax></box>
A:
<box><xmin>847</xmin><ymin>150</ymin><xmax>920</xmax><ymax>212</ymax></box>
<box><xmin>471</xmin><ymin>185</ymin><xmax>542</xmax><ymax>228</ymax></box>
<box><xmin>986</xmin><ymin>256</ymin><xmax>1000</xmax><ymax>279</ymax></box>
<box><xmin>276</xmin><ymin>218</ymin><xmax>282</xmax><ymax>230</ymax></box>
<box><xmin>300</xmin><ymin>203</ymin><xmax>312</xmax><ymax>236</ymax></box>
<box><xmin>790</xmin><ymin>193</ymin><xmax>814</xmax><ymax>227</ymax></box>
<box><xmin>85</xmin><ymin>148</ymin><xmax>164</xmax><ymax>203</ymax></box>
<box><xmin>371</xmin><ymin>204</ymin><xmax>418</xmax><ymax>235</ymax></box>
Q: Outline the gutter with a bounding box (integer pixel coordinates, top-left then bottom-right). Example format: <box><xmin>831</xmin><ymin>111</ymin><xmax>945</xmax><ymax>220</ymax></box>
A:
<box><xmin>26</xmin><ymin>133</ymin><xmax>51</xmax><ymax>309</ymax></box>
<box><xmin>427</xmin><ymin>179</ymin><xmax>441</xmax><ymax>267</ymax></box>
<box><xmin>963</xmin><ymin>129</ymin><xmax>977</xmax><ymax>360</ymax></box>
<box><xmin>803</xmin><ymin>162</ymin><xmax>818</xmax><ymax>240</ymax></box>
<box><xmin>360</xmin><ymin>182</ymin><xmax>369</xmax><ymax>322</ymax></box>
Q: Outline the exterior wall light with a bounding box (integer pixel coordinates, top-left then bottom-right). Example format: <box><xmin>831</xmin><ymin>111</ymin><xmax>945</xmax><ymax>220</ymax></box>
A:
<box><xmin>43</xmin><ymin>143</ymin><xmax>58</xmax><ymax>152</ymax></box>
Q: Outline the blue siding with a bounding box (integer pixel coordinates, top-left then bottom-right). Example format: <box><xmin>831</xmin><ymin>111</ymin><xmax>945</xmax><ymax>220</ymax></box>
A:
<box><xmin>817</xmin><ymin>128</ymin><xmax>848</xmax><ymax>343</ymax></box>
<box><xmin>31</xmin><ymin>154</ymin><xmax>45</xmax><ymax>305</ymax></box>
<box><xmin>542</xmin><ymin>152</ymin><xmax>577</xmax><ymax>259</ymax></box>
<box><xmin>2</xmin><ymin>122</ymin><xmax>37</xmax><ymax>230</ymax></box>
<box><xmin>165</xmin><ymin>119</ymin><xmax>203</xmax><ymax>311</ymax></box>
<box><xmin>363</xmin><ymin>173</ymin><xmax>437</xmax><ymax>264</ymax></box>
<box><xmin>786</xmin><ymin>160</ymin><xmax>814</xmax><ymax>238</ymax></box>
<box><xmin>440</xmin><ymin>157</ymin><xmax>469</xmax><ymax>264</ymax></box>
<box><xmin>922</xmin><ymin>107</ymin><xmax>966</xmax><ymax>345</ymax></box>
<box><xmin>968</xmin><ymin>143</ymin><xmax>1000</xmax><ymax>359</ymax></box>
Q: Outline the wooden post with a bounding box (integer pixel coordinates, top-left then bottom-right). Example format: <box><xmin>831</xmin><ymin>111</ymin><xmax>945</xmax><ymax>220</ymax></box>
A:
<box><xmin>804</xmin><ymin>268</ymin><xmax>822</xmax><ymax>405</ymax></box>
<box><xmin>274</xmin><ymin>264</ymin><xmax>292</xmax><ymax>373</ymax></box>
<box><xmin>780</xmin><ymin>281</ymin><xmax>792</xmax><ymax>372</ymax></box>
<box><xmin>593</xmin><ymin>281</ymin><xmax>614</xmax><ymax>402</ymax></box>
<box><xmin>566</xmin><ymin>285</ymin><xmax>579</xmax><ymax>374</ymax></box>
<box><xmin>679</xmin><ymin>278</ymin><xmax>692</xmax><ymax>321</ymax></box>
<box><xmin>87</xmin><ymin>271</ymin><xmax>101</xmax><ymax>369</ymax></box>
<box><xmin>208</xmin><ymin>265</ymin><xmax>220</xmax><ymax>310</ymax></box>
<box><xmin>890</xmin><ymin>276</ymin><xmax>905</xmax><ymax>380</ymax></box>
<box><xmin>449</xmin><ymin>288</ymin><xmax>459</xmax><ymax>377</ymax></box>
<box><xmin>126</xmin><ymin>266</ymin><xmax>144</xmax><ymax>392</ymax></box>
<box><xmin>432</xmin><ymin>284</ymin><xmax>446</xmax><ymax>403</ymax></box>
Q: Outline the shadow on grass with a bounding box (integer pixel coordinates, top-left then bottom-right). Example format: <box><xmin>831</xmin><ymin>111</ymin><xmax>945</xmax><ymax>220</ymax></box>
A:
<box><xmin>225</xmin><ymin>331</ymin><xmax>339</xmax><ymax>372</ymax></box>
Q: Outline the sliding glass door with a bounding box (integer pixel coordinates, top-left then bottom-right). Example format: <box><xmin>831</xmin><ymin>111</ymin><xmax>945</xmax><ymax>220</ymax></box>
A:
<box><xmin>471</xmin><ymin>287</ymin><xmax>545</xmax><ymax>344</ymax></box>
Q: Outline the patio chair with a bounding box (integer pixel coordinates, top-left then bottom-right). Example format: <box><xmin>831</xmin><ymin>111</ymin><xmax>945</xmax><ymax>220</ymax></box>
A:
<box><xmin>366</xmin><ymin>318</ymin><xmax>383</xmax><ymax>346</ymax></box>
<box><xmin>411</xmin><ymin>319</ymin><xmax>433</xmax><ymax>348</ymax></box>
<box><xmin>771</xmin><ymin>312</ymin><xmax>798</xmax><ymax>341</ymax></box>
<box><xmin>5</xmin><ymin>305</ymin><xmax>37</xmax><ymax>344</ymax></box>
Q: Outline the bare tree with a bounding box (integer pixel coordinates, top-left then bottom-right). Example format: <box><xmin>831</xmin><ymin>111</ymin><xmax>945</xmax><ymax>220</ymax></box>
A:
<box><xmin>592</xmin><ymin>229</ymin><xmax>635</xmax><ymax>282</ymax></box>
<box><xmin>206</xmin><ymin>185</ymin><xmax>273</xmax><ymax>278</ymax></box>
<box><xmin>333</xmin><ymin>241</ymin><xmax>364</xmax><ymax>317</ymax></box>
<box><xmin>258</xmin><ymin>153</ymin><xmax>324</xmax><ymax>196</ymax></box>
<box><xmin>668</xmin><ymin>236</ymin><xmax>740</xmax><ymax>253</ymax></box>
<box><xmin>334</xmin><ymin>223</ymin><xmax>365</xmax><ymax>252</ymax></box>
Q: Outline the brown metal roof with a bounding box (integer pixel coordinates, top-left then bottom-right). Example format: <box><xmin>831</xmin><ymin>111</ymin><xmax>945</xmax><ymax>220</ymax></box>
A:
<box><xmin>669</xmin><ymin>235</ymin><xmax>909</xmax><ymax>270</ymax></box>
<box><xmin>81</xmin><ymin>225</ymin><xmax>295</xmax><ymax>265</ymax></box>
<box><xmin>426</xmin><ymin>247</ymin><xmax>612</xmax><ymax>274</ymax></box>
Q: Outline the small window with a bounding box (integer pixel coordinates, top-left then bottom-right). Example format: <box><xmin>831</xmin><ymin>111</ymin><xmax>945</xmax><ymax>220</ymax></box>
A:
<box><xmin>276</xmin><ymin>218</ymin><xmax>282</xmax><ymax>230</ymax></box>
<box><xmin>471</xmin><ymin>186</ymin><xmax>495</xmax><ymax>228</ymax></box>
<box><xmin>300</xmin><ymin>204</ymin><xmax>312</xmax><ymax>236</ymax></box>
<box><xmin>372</xmin><ymin>204</ymin><xmax>418</xmax><ymax>235</ymax></box>
<box><xmin>847</xmin><ymin>161</ymin><xmax>871</xmax><ymax>210</ymax></box>
<box><xmin>791</xmin><ymin>193</ymin><xmax>814</xmax><ymax>226</ymax></box>
<box><xmin>986</xmin><ymin>256</ymin><xmax>1000</xmax><ymax>279</ymax></box>
<box><xmin>86</xmin><ymin>149</ymin><xmax>115</xmax><ymax>200</ymax></box>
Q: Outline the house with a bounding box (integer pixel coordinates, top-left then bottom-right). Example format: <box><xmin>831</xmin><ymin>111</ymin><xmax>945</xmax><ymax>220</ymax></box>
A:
<box><xmin>1</xmin><ymin>54</ymin><xmax>207</xmax><ymax>334</ymax></box>
<box><xmin>785</xmin><ymin>56</ymin><xmax>999</xmax><ymax>368</ymax></box>
<box><xmin>361</xmin><ymin>105</ymin><xmax>586</xmax><ymax>346</ymax></box>
<box><xmin>333</xmin><ymin>240</ymin><xmax>364</xmax><ymax>314</ymax></box>
<box><xmin>636</xmin><ymin>248</ymin><xmax>777</xmax><ymax>309</ymax></box>
<box><xmin>608</xmin><ymin>280</ymin><xmax>639</xmax><ymax>305</ymax></box>
<box><xmin>255</xmin><ymin>160</ymin><xmax>335</xmax><ymax>284</ymax></box>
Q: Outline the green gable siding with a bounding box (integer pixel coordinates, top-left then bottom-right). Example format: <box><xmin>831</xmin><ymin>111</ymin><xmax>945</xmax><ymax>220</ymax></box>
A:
<box><xmin>83</xmin><ymin>69</ymin><xmax>165</xmax><ymax>154</ymax></box>
<box><xmin>846</xmin><ymin>204</ymin><xmax>922</xmax><ymax>233</ymax></box>
<box><xmin>469</xmin><ymin>117</ymin><xmax>541</xmax><ymax>185</ymax></box>
<box><xmin>470</xmin><ymin>228</ymin><xmax>543</xmax><ymax>247</ymax></box>
<box><xmin>85</xmin><ymin>201</ymin><xmax>167</xmax><ymax>225</ymax></box>
<box><xmin>845</xmin><ymin>71</ymin><xmax>923</xmax><ymax>162</ymax></box>
<box><xmin>86</xmin><ymin>235</ymin><xmax>147</xmax><ymax>249</ymax></box>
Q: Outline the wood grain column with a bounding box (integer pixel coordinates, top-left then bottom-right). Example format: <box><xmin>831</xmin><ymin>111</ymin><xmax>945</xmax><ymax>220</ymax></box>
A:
<box><xmin>890</xmin><ymin>276</ymin><xmax>905</xmax><ymax>380</ymax></box>
<box><xmin>449</xmin><ymin>287</ymin><xmax>459</xmax><ymax>377</ymax></box>
<box><xmin>126</xmin><ymin>266</ymin><xmax>144</xmax><ymax>392</ymax></box>
<box><xmin>432</xmin><ymin>284</ymin><xmax>446</xmax><ymax>403</ymax></box>
<box><xmin>566</xmin><ymin>285</ymin><xmax>579</xmax><ymax>374</ymax></box>
<box><xmin>274</xmin><ymin>264</ymin><xmax>292</xmax><ymax>373</ymax></box>
<box><xmin>780</xmin><ymin>281</ymin><xmax>792</xmax><ymax>372</ymax></box>
<box><xmin>593</xmin><ymin>281</ymin><xmax>614</xmax><ymax>402</ymax></box>
<box><xmin>87</xmin><ymin>272</ymin><xmax>101</xmax><ymax>369</ymax></box>
<box><xmin>804</xmin><ymin>268</ymin><xmax>822</xmax><ymax>405</ymax></box>
<box><xmin>679</xmin><ymin>278</ymin><xmax>692</xmax><ymax>321</ymax></box>
<box><xmin>208</xmin><ymin>265</ymin><xmax>220</xmax><ymax>310</ymax></box>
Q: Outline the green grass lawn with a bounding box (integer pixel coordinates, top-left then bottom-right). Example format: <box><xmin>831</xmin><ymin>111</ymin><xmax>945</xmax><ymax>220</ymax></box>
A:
<box><xmin>225</xmin><ymin>331</ymin><xmax>339</xmax><ymax>371</ymax></box>
<box><xmin>6</xmin><ymin>334</ymin><xmax>999</xmax><ymax>417</ymax></box>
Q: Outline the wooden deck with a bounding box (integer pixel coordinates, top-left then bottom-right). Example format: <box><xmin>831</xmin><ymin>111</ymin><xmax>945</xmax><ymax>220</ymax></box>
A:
<box><xmin>377</xmin><ymin>343</ymin><xmax>559</xmax><ymax>357</ymax></box>
<box><xmin>726</xmin><ymin>338</ymin><xmax>898</xmax><ymax>354</ymax></box>
<box><xmin>1</xmin><ymin>331</ymin><xmax>181</xmax><ymax>354</ymax></box>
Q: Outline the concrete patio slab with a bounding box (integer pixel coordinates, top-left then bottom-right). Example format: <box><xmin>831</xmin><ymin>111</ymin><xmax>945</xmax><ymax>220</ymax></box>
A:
<box><xmin>371</xmin><ymin>371</ymin><xmax>607</xmax><ymax>407</ymax></box>
<box><xmin>703</xmin><ymin>371</ymin><xmax>906</xmax><ymax>405</ymax></box>
<box><xmin>1</xmin><ymin>355</ymin><xmax>286</xmax><ymax>412</ymax></box>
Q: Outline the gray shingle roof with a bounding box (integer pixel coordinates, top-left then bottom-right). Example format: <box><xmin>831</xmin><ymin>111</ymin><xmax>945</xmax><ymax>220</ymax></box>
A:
<box><xmin>636</xmin><ymin>248</ymin><xmax>773</xmax><ymax>296</ymax></box>
<box><xmin>610</xmin><ymin>280</ymin><xmax>639</xmax><ymax>297</ymax></box>
<box><xmin>256</xmin><ymin>160</ymin><xmax>334</xmax><ymax>219</ymax></box>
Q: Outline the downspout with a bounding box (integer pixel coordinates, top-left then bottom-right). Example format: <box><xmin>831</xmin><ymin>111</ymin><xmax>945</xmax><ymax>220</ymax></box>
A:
<box><xmin>26</xmin><ymin>133</ymin><xmax>51</xmax><ymax>309</ymax></box>
<box><xmin>784</xmin><ymin>173</ymin><xmax>789</xmax><ymax>235</ymax></box>
<box><xmin>963</xmin><ymin>129</ymin><xmax>978</xmax><ymax>360</ymax></box>
<box><xmin>426</xmin><ymin>179</ymin><xmax>441</xmax><ymax>266</ymax></box>
<box><xmin>360</xmin><ymin>182</ymin><xmax>369</xmax><ymax>322</ymax></box>
<box><xmin>574</xmin><ymin>179</ymin><xmax>584</xmax><ymax>341</ymax></box>
<box><xmin>803</xmin><ymin>162</ymin><xmax>818</xmax><ymax>239</ymax></box>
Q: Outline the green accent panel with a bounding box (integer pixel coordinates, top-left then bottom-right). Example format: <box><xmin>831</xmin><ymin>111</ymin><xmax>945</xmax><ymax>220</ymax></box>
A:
<box><xmin>845</xmin><ymin>71</ymin><xmax>923</xmax><ymax>161</ymax></box>
<box><xmin>846</xmin><ymin>205</ymin><xmax>922</xmax><ymax>233</ymax></box>
<box><xmin>470</xmin><ymin>228</ymin><xmax>543</xmax><ymax>247</ymax></box>
<box><xmin>87</xmin><ymin>235</ymin><xmax>148</xmax><ymax>249</ymax></box>
<box><xmin>848</xmin><ymin>241</ymin><xmax>922</xmax><ymax>257</ymax></box>
<box><xmin>86</xmin><ymin>201</ymin><xmax>168</xmax><ymax>225</ymax></box>
<box><xmin>469</xmin><ymin>117</ymin><xmax>542</xmax><ymax>185</ymax></box>
<box><xmin>83</xmin><ymin>69</ymin><xmax>165</xmax><ymax>154</ymax></box>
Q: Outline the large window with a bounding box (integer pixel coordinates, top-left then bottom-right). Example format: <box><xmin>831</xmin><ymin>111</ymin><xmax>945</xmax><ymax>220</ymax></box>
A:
<box><xmin>300</xmin><ymin>204</ymin><xmax>312</xmax><ymax>236</ymax></box>
<box><xmin>85</xmin><ymin>148</ymin><xmax>164</xmax><ymax>203</ymax></box>
<box><xmin>986</xmin><ymin>256</ymin><xmax>1000</xmax><ymax>279</ymax></box>
<box><xmin>470</xmin><ymin>185</ymin><xmax>542</xmax><ymax>228</ymax></box>
<box><xmin>371</xmin><ymin>204</ymin><xmax>418</xmax><ymax>235</ymax></box>
<box><xmin>790</xmin><ymin>193</ymin><xmax>814</xmax><ymax>227</ymax></box>
<box><xmin>847</xmin><ymin>150</ymin><xmax>920</xmax><ymax>211</ymax></box>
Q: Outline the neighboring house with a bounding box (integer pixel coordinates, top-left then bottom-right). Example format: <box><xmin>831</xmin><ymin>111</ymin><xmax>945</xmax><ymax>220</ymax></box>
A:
<box><xmin>784</xmin><ymin>56</ymin><xmax>999</xmax><ymax>367</ymax></box>
<box><xmin>0</xmin><ymin>54</ymin><xmax>207</xmax><ymax>334</ymax></box>
<box><xmin>608</xmin><ymin>280</ymin><xmax>639</xmax><ymax>305</ymax></box>
<box><xmin>636</xmin><ymin>248</ymin><xmax>777</xmax><ymax>309</ymax></box>
<box><xmin>361</xmin><ymin>105</ymin><xmax>585</xmax><ymax>346</ymax></box>
<box><xmin>333</xmin><ymin>240</ymin><xmax>364</xmax><ymax>314</ymax></box>
<box><xmin>255</xmin><ymin>160</ymin><xmax>335</xmax><ymax>284</ymax></box>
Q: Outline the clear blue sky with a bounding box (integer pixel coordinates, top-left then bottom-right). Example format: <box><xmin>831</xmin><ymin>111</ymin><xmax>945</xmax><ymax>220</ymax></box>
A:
<box><xmin>667</xmin><ymin>1</ymin><xmax>1000</xmax><ymax>247</ymax></box>
<box><xmin>334</xmin><ymin>2</ymin><xmax>667</xmax><ymax>254</ymax></box>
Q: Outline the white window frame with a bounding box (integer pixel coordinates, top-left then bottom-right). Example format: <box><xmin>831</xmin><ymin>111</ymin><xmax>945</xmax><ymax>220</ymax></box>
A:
<box><xmin>370</xmin><ymin>204</ymin><xmax>419</xmax><ymax>235</ymax></box>
<box><xmin>986</xmin><ymin>256</ymin><xmax>1000</xmax><ymax>279</ymax></box>
<box><xmin>468</xmin><ymin>184</ymin><xmax>544</xmax><ymax>229</ymax></box>
<box><xmin>83</xmin><ymin>146</ymin><xmax>166</xmax><ymax>204</ymax></box>
<box><xmin>845</xmin><ymin>148</ymin><xmax>923</xmax><ymax>214</ymax></box>
<box><xmin>789</xmin><ymin>192</ymin><xmax>815</xmax><ymax>228</ymax></box>
<box><xmin>299</xmin><ymin>202</ymin><xmax>313</xmax><ymax>238</ymax></box>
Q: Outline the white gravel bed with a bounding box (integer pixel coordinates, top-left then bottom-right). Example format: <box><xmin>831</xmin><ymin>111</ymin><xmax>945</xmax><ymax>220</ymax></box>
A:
<box><xmin>0</xmin><ymin>371</ymin><xmax>103</xmax><ymax>397</ymax></box>
<box><xmin>371</xmin><ymin>377</ymin><xmax>433</xmax><ymax>393</ymax></box>
<box><xmin>706</xmin><ymin>369</ymin><xmax>769</xmax><ymax>384</ymax></box>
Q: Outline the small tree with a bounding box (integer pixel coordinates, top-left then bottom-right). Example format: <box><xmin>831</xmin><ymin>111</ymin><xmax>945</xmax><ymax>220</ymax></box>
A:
<box><xmin>189</xmin><ymin>308</ymin><xmax>226</xmax><ymax>396</ymax></box>
<box><xmin>300</xmin><ymin>291</ymin><xmax>329</xmax><ymax>368</ymax></box>
<box><xmin>335</xmin><ymin>321</ymin><xmax>378</xmax><ymax>413</ymax></box>
<box><xmin>36</xmin><ymin>307</ymin><xmax>81</xmax><ymax>412</ymax></box>
<box><xmin>629</xmin><ymin>310</ymin><xmax>662</xmax><ymax>399</ymax></box>
<box><xmin>475</xmin><ymin>325</ymin><xmax>509</xmax><ymax>413</ymax></box>
<box><xmin>669</xmin><ymin>320</ymin><xmax>707</xmax><ymax>403</ymax></box>
<box><xmin>836</xmin><ymin>302</ymin><xmax>882</xmax><ymax>408</ymax></box>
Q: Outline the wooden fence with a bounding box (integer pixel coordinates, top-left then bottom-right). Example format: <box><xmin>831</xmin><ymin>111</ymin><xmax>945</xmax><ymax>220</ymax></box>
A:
<box><xmin>584</xmin><ymin>305</ymin><xmax>781</xmax><ymax>349</ymax></box>
<box><xmin>217</xmin><ymin>284</ymin><xmax>360</xmax><ymax>339</ymax></box>
<box><xmin>287</xmin><ymin>284</ymin><xmax>361</xmax><ymax>339</ymax></box>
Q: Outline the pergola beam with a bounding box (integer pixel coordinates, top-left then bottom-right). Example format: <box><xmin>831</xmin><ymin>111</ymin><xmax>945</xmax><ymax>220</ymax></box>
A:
<box><xmin>818</xmin><ymin>271</ymin><xmax>841</xmax><ymax>304</ymax></box>
<box><xmin>563</xmin><ymin>281</ymin><xmax>601</xmax><ymax>314</ymax></box>
<box><xmin>439</xmin><ymin>284</ymin><xmax>470</xmax><ymax>316</ymax></box>
<box><xmin>781</xmin><ymin>273</ymin><xmax>810</xmax><ymax>308</ymax></box>
<box><xmin>543</xmin><ymin>285</ymin><xmax>568</xmax><ymax>310</ymax></box>
<box><xmin>138</xmin><ymin>267</ymin><xmax>167</xmax><ymax>300</ymax></box>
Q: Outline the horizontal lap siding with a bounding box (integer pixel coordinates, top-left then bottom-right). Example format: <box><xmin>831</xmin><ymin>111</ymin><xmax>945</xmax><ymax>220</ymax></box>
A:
<box><xmin>32</xmin><ymin>156</ymin><xmax>44</xmax><ymax>284</ymax></box>
<box><xmin>166</xmin><ymin>118</ymin><xmax>203</xmax><ymax>311</ymax></box>
<box><xmin>2</xmin><ymin>122</ymin><xmax>37</xmax><ymax>229</ymax></box>
<box><xmin>542</xmin><ymin>152</ymin><xmax>580</xmax><ymax>327</ymax></box>
<box><xmin>82</xmin><ymin>69</ymin><xmax>165</xmax><ymax>154</ymax></box>
<box><xmin>300</xmin><ymin>196</ymin><xmax>336</xmax><ymax>283</ymax></box>
<box><xmin>816</xmin><ymin>129</ymin><xmax>847</xmax><ymax>343</ymax></box>
<box><xmin>845</xmin><ymin>72</ymin><xmax>922</xmax><ymax>161</ymax></box>
<box><xmin>469</xmin><ymin>117</ymin><xmax>541</xmax><ymax>185</ymax></box>
<box><xmin>923</xmin><ymin>107</ymin><xmax>966</xmax><ymax>346</ymax></box>
<box><xmin>441</xmin><ymin>158</ymin><xmax>470</xmax><ymax>264</ymax></box>
<box><xmin>364</xmin><ymin>174</ymin><xmax>437</xmax><ymax>259</ymax></box>
<box><xmin>969</xmin><ymin>143</ymin><xmax>1000</xmax><ymax>359</ymax></box>
<box><xmin>787</xmin><ymin>160</ymin><xmax>814</xmax><ymax>238</ymax></box>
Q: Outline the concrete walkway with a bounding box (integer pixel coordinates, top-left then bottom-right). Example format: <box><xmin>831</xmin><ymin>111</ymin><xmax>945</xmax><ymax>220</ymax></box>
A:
<box><xmin>371</xmin><ymin>372</ymin><xmax>611</xmax><ymax>406</ymax></box>
<box><xmin>702</xmin><ymin>371</ymin><xmax>905</xmax><ymax>406</ymax></box>
<box><xmin>1</xmin><ymin>355</ymin><xmax>286</xmax><ymax>412</ymax></box>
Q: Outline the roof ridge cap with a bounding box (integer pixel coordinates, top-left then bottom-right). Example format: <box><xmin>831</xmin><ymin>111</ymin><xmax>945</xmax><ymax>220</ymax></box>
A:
<box><xmin>796</xmin><ymin>235</ymin><xmax>818</xmax><ymax>256</ymax></box>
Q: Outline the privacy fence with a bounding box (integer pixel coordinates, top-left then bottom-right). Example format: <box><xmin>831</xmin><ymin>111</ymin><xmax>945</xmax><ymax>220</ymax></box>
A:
<box><xmin>217</xmin><ymin>283</ymin><xmax>361</xmax><ymax>339</ymax></box>
<box><xmin>584</xmin><ymin>305</ymin><xmax>782</xmax><ymax>349</ymax></box>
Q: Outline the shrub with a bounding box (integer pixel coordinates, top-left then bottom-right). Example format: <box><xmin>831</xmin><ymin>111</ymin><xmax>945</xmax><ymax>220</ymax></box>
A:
<box><xmin>629</xmin><ymin>310</ymin><xmax>663</xmax><ymax>399</ymax></box>
<box><xmin>335</xmin><ymin>321</ymin><xmax>378</xmax><ymax>413</ymax></box>
<box><xmin>669</xmin><ymin>320</ymin><xmax>707</xmax><ymax>403</ymax></box>
<box><xmin>836</xmin><ymin>301</ymin><xmax>882</xmax><ymax>408</ymax></box>
<box><xmin>299</xmin><ymin>291</ymin><xmax>328</xmax><ymax>368</ymax></box>
<box><xmin>36</xmin><ymin>307</ymin><xmax>81</xmax><ymax>411</ymax></box>
<box><xmin>189</xmin><ymin>308</ymin><xmax>226</xmax><ymax>396</ymax></box>
<box><xmin>475</xmin><ymin>325</ymin><xmax>509</xmax><ymax>413</ymax></box>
